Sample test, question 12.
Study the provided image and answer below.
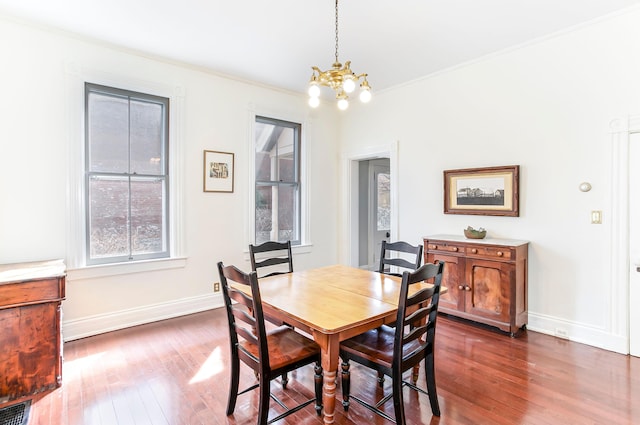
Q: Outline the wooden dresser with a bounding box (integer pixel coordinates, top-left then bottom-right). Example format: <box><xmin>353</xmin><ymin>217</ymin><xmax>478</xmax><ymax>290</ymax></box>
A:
<box><xmin>424</xmin><ymin>235</ymin><xmax>528</xmax><ymax>336</ymax></box>
<box><xmin>0</xmin><ymin>260</ymin><xmax>66</xmax><ymax>404</ymax></box>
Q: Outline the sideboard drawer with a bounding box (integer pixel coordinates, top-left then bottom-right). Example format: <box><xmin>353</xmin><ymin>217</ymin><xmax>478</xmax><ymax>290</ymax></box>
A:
<box><xmin>0</xmin><ymin>278</ymin><xmax>64</xmax><ymax>308</ymax></box>
<box><xmin>466</xmin><ymin>246</ymin><xmax>513</xmax><ymax>260</ymax></box>
<box><xmin>426</xmin><ymin>241</ymin><xmax>465</xmax><ymax>254</ymax></box>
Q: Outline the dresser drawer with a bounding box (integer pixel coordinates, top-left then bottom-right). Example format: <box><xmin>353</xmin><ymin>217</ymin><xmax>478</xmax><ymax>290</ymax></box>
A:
<box><xmin>466</xmin><ymin>245</ymin><xmax>513</xmax><ymax>260</ymax></box>
<box><xmin>0</xmin><ymin>278</ymin><xmax>64</xmax><ymax>308</ymax></box>
<box><xmin>426</xmin><ymin>241</ymin><xmax>465</xmax><ymax>254</ymax></box>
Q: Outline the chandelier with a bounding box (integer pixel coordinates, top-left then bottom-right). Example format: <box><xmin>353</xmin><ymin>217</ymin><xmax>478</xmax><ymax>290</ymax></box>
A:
<box><xmin>307</xmin><ymin>0</ymin><xmax>372</xmax><ymax>110</ymax></box>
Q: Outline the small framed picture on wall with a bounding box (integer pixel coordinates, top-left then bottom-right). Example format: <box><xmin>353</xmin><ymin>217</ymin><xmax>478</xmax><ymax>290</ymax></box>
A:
<box><xmin>203</xmin><ymin>150</ymin><xmax>234</xmax><ymax>193</ymax></box>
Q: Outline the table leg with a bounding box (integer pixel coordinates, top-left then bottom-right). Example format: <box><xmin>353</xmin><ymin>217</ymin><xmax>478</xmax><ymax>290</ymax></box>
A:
<box><xmin>316</xmin><ymin>332</ymin><xmax>340</xmax><ymax>424</ymax></box>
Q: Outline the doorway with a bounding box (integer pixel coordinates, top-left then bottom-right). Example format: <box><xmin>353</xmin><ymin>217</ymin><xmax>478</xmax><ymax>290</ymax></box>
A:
<box><xmin>342</xmin><ymin>142</ymin><xmax>398</xmax><ymax>268</ymax></box>
<box><xmin>357</xmin><ymin>159</ymin><xmax>390</xmax><ymax>269</ymax></box>
<box><xmin>629</xmin><ymin>131</ymin><xmax>640</xmax><ymax>356</ymax></box>
<box><xmin>611</xmin><ymin>116</ymin><xmax>640</xmax><ymax>356</ymax></box>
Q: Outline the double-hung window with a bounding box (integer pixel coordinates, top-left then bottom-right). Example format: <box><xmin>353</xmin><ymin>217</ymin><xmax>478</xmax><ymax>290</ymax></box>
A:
<box><xmin>85</xmin><ymin>83</ymin><xmax>170</xmax><ymax>265</ymax></box>
<box><xmin>254</xmin><ymin>116</ymin><xmax>301</xmax><ymax>245</ymax></box>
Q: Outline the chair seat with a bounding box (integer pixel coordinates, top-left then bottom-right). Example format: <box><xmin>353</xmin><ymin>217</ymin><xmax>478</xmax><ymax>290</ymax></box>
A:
<box><xmin>240</xmin><ymin>326</ymin><xmax>321</xmax><ymax>371</ymax></box>
<box><xmin>340</xmin><ymin>325</ymin><xmax>422</xmax><ymax>369</ymax></box>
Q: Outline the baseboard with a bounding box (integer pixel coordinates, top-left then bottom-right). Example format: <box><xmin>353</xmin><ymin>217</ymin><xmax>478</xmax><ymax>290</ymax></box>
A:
<box><xmin>527</xmin><ymin>312</ymin><xmax>628</xmax><ymax>354</ymax></box>
<box><xmin>63</xmin><ymin>293</ymin><xmax>225</xmax><ymax>341</ymax></box>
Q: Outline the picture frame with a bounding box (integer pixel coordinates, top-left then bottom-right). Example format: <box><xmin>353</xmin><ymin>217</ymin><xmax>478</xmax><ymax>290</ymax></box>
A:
<box><xmin>203</xmin><ymin>150</ymin><xmax>234</xmax><ymax>193</ymax></box>
<box><xmin>444</xmin><ymin>165</ymin><xmax>519</xmax><ymax>216</ymax></box>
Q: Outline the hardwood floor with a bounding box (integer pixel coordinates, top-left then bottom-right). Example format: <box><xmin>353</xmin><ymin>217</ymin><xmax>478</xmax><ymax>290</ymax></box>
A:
<box><xmin>24</xmin><ymin>309</ymin><xmax>640</xmax><ymax>425</ymax></box>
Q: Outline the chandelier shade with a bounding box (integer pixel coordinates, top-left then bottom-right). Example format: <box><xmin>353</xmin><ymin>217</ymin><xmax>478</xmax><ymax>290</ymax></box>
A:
<box><xmin>308</xmin><ymin>0</ymin><xmax>371</xmax><ymax>110</ymax></box>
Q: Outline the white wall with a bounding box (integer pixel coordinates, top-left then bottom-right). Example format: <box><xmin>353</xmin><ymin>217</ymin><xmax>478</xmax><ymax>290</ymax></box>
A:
<box><xmin>3</xmin><ymin>8</ymin><xmax>640</xmax><ymax>353</ymax></box>
<box><xmin>0</xmin><ymin>17</ymin><xmax>340</xmax><ymax>340</ymax></box>
<box><xmin>338</xmin><ymin>8</ymin><xmax>640</xmax><ymax>353</ymax></box>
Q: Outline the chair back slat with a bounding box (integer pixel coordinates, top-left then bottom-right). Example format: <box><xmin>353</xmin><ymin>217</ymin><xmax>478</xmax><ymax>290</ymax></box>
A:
<box><xmin>249</xmin><ymin>240</ymin><xmax>294</xmax><ymax>278</ymax></box>
<box><xmin>404</xmin><ymin>305</ymin><xmax>429</xmax><ymax>328</ymax></box>
<box><xmin>228</xmin><ymin>286</ymin><xmax>254</xmax><ymax>308</ymax></box>
<box><xmin>255</xmin><ymin>257</ymin><xmax>291</xmax><ymax>269</ymax></box>
<box><xmin>403</xmin><ymin>324</ymin><xmax>428</xmax><ymax>345</ymax></box>
<box><xmin>406</xmin><ymin>286</ymin><xmax>435</xmax><ymax>307</ymax></box>
<box><xmin>383</xmin><ymin>257</ymin><xmax>420</xmax><ymax>270</ymax></box>
<box><xmin>379</xmin><ymin>240</ymin><xmax>423</xmax><ymax>277</ymax></box>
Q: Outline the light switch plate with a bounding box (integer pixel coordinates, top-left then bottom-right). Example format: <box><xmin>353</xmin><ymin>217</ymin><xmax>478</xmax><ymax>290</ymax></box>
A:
<box><xmin>591</xmin><ymin>210</ymin><xmax>602</xmax><ymax>224</ymax></box>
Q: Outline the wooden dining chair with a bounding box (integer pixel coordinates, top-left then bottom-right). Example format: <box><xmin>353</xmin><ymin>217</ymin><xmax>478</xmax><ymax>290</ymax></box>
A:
<box><xmin>375</xmin><ymin>240</ymin><xmax>425</xmax><ymax>385</ymax></box>
<box><xmin>217</xmin><ymin>262</ymin><xmax>323</xmax><ymax>424</ymax></box>
<box><xmin>340</xmin><ymin>261</ymin><xmax>445</xmax><ymax>424</ymax></box>
<box><xmin>249</xmin><ymin>240</ymin><xmax>295</xmax><ymax>337</ymax></box>
<box><xmin>378</xmin><ymin>240</ymin><xmax>423</xmax><ymax>277</ymax></box>
<box><xmin>249</xmin><ymin>240</ymin><xmax>294</xmax><ymax>278</ymax></box>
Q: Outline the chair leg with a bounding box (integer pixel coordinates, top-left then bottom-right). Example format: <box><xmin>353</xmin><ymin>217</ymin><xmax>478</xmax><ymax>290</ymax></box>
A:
<box><xmin>425</xmin><ymin>353</ymin><xmax>441</xmax><ymax>417</ymax></box>
<box><xmin>412</xmin><ymin>364</ymin><xmax>420</xmax><ymax>385</ymax></box>
<box><xmin>377</xmin><ymin>370</ymin><xmax>385</xmax><ymax>387</ymax></box>
<box><xmin>392</xmin><ymin>370</ymin><xmax>406</xmax><ymax>425</ymax></box>
<box><xmin>281</xmin><ymin>372</ymin><xmax>289</xmax><ymax>389</ymax></box>
<box><xmin>314</xmin><ymin>362</ymin><xmax>323</xmax><ymax>416</ymax></box>
<box><xmin>341</xmin><ymin>359</ymin><xmax>351</xmax><ymax>411</ymax></box>
<box><xmin>257</xmin><ymin>374</ymin><xmax>271</xmax><ymax>425</ymax></box>
<box><xmin>226</xmin><ymin>355</ymin><xmax>240</xmax><ymax>415</ymax></box>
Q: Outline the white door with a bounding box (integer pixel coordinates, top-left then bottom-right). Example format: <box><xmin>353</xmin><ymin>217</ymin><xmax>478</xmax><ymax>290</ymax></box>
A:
<box><xmin>630</xmin><ymin>131</ymin><xmax>640</xmax><ymax>356</ymax></box>
<box><xmin>369</xmin><ymin>160</ymin><xmax>391</xmax><ymax>269</ymax></box>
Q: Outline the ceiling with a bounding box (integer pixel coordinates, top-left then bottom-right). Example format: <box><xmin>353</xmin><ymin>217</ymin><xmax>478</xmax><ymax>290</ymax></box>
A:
<box><xmin>1</xmin><ymin>0</ymin><xmax>639</xmax><ymax>95</ymax></box>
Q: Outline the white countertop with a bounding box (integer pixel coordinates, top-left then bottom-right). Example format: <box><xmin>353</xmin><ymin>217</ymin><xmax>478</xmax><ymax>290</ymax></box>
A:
<box><xmin>0</xmin><ymin>259</ymin><xmax>66</xmax><ymax>284</ymax></box>
<box><xmin>424</xmin><ymin>234</ymin><xmax>529</xmax><ymax>247</ymax></box>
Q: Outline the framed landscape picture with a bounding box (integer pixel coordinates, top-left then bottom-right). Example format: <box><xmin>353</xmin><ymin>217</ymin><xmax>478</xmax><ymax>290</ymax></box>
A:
<box><xmin>203</xmin><ymin>150</ymin><xmax>234</xmax><ymax>193</ymax></box>
<box><xmin>444</xmin><ymin>165</ymin><xmax>519</xmax><ymax>216</ymax></box>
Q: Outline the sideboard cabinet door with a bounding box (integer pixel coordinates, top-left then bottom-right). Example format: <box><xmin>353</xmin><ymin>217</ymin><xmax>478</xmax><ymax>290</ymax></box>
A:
<box><xmin>465</xmin><ymin>258</ymin><xmax>513</xmax><ymax>324</ymax></box>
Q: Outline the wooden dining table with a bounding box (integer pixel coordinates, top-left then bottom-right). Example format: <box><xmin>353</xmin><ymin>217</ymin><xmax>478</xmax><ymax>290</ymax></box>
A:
<box><xmin>245</xmin><ymin>264</ymin><xmax>442</xmax><ymax>425</ymax></box>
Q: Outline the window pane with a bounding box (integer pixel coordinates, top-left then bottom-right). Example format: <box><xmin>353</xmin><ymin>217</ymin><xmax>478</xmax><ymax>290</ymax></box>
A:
<box><xmin>255</xmin><ymin>121</ymin><xmax>298</xmax><ymax>182</ymax></box>
<box><xmin>255</xmin><ymin>185</ymin><xmax>273</xmax><ymax>245</ymax></box>
<box><xmin>130</xmin><ymin>100</ymin><xmax>165</xmax><ymax>175</ymax></box>
<box><xmin>255</xmin><ymin>150</ymin><xmax>273</xmax><ymax>182</ymax></box>
<box><xmin>277</xmin><ymin>128</ymin><xmax>295</xmax><ymax>182</ymax></box>
<box><xmin>131</xmin><ymin>178</ymin><xmax>166</xmax><ymax>254</ymax></box>
<box><xmin>255</xmin><ymin>121</ymin><xmax>276</xmax><ymax>181</ymax></box>
<box><xmin>88</xmin><ymin>176</ymin><xmax>130</xmax><ymax>258</ymax></box>
<box><xmin>88</xmin><ymin>92</ymin><xmax>129</xmax><ymax>173</ymax></box>
<box><xmin>278</xmin><ymin>184</ymin><xmax>299</xmax><ymax>241</ymax></box>
<box><xmin>377</xmin><ymin>172</ymin><xmax>390</xmax><ymax>231</ymax></box>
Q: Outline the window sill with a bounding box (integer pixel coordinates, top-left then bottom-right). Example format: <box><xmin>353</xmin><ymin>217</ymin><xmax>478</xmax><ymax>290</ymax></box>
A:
<box><xmin>67</xmin><ymin>257</ymin><xmax>187</xmax><ymax>281</ymax></box>
<box><xmin>292</xmin><ymin>243</ymin><xmax>313</xmax><ymax>255</ymax></box>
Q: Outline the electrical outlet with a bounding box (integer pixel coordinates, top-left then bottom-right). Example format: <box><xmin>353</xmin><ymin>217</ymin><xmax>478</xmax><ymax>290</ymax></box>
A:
<box><xmin>214</xmin><ymin>282</ymin><xmax>220</xmax><ymax>292</ymax></box>
<box><xmin>554</xmin><ymin>328</ymin><xmax>569</xmax><ymax>340</ymax></box>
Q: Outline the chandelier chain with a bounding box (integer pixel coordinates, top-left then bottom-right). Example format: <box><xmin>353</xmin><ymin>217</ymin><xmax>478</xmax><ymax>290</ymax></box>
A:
<box><xmin>335</xmin><ymin>0</ymin><xmax>339</xmax><ymax>63</ymax></box>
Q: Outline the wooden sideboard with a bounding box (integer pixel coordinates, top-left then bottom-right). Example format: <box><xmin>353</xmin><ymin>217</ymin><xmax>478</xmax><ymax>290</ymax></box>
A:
<box><xmin>0</xmin><ymin>260</ymin><xmax>66</xmax><ymax>404</ymax></box>
<box><xmin>424</xmin><ymin>235</ymin><xmax>528</xmax><ymax>336</ymax></box>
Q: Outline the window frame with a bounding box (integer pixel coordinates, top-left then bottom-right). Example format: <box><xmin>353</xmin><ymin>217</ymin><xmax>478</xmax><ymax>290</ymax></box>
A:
<box><xmin>249</xmin><ymin>109</ymin><xmax>310</xmax><ymax>251</ymax></box>
<box><xmin>83</xmin><ymin>82</ymin><xmax>170</xmax><ymax>266</ymax></box>
<box><xmin>254</xmin><ymin>115</ymin><xmax>302</xmax><ymax>246</ymax></box>
<box><xmin>65</xmin><ymin>64</ymin><xmax>186</xmax><ymax>278</ymax></box>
